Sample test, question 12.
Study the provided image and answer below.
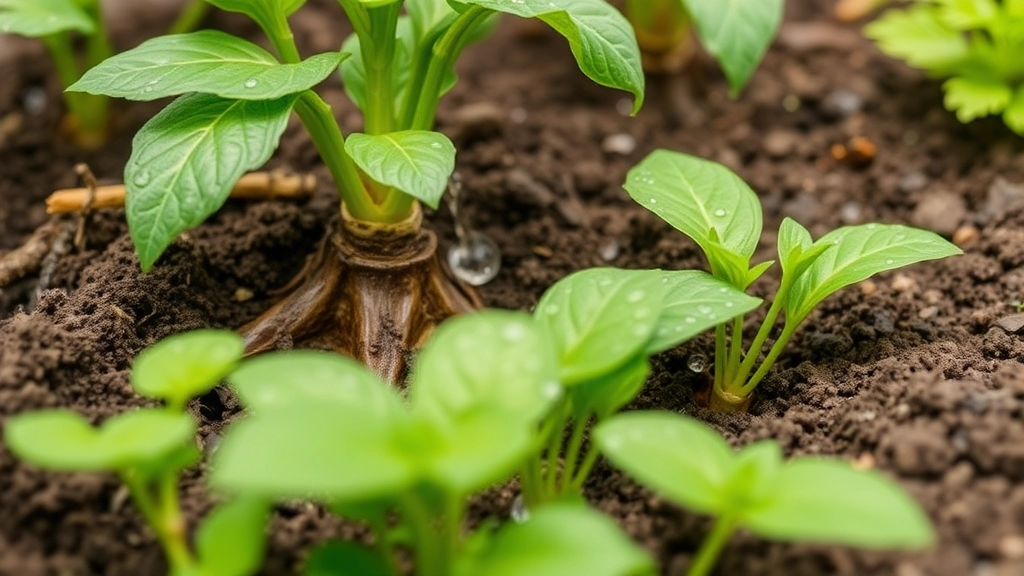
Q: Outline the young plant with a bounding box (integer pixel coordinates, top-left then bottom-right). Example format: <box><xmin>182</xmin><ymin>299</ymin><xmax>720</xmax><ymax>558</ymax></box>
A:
<box><xmin>866</xmin><ymin>0</ymin><xmax>1024</xmax><ymax>135</ymax></box>
<box><xmin>4</xmin><ymin>331</ymin><xmax>269</xmax><ymax>576</ymax></box>
<box><xmin>0</xmin><ymin>0</ymin><xmax>209</xmax><ymax>148</ymax></box>
<box><xmin>68</xmin><ymin>0</ymin><xmax>645</xmax><ymax>381</ymax></box>
<box><xmin>624</xmin><ymin>150</ymin><xmax>962</xmax><ymax>412</ymax></box>
<box><xmin>521</xmin><ymin>266</ymin><xmax>761</xmax><ymax>505</ymax></box>
<box><xmin>211</xmin><ymin>311</ymin><xmax>654</xmax><ymax>576</ymax></box>
<box><xmin>595</xmin><ymin>411</ymin><xmax>935</xmax><ymax>576</ymax></box>
<box><xmin>622</xmin><ymin>0</ymin><xmax>784</xmax><ymax>94</ymax></box>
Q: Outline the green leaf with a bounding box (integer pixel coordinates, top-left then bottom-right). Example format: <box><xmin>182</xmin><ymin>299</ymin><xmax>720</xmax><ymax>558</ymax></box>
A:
<box><xmin>456</xmin><ymin>504</ymin><xmax>654</xmax><ymax>576</ymax></box>
<box><xmin>69</xmin><ymin>31</ymin><xmax>345</xmax><ymax>101</ymax></box>
<box><xmin>534</xmin><ymin>268</ymin><xmax>666</xmax><ymax>386</ymax></box>
<box><xmin>935</xmin><ymin>0</ymin><xmax>998</xmax><ymax>29</ymax></box>
<box><xmin>569</xmin><ymin>355</ymin><xmax>649</xmax><ymax>420</ymax></box>
<box><xmin>339</xmin><ymin>18</ymin><xmax>414</xmax><ymax>114</ymax></box>
<box><xmin>408</xmin><ymin>0</ymin><xmax>458</xmax><ymax>40</ymax></box>
<box><xmin>681</xmin><ymin>0</ymin><xmax>783</xmax><ymax>96</ymax></box>
<box><xmin>865</xmin><ymin>6</ymin><xmax>969</xmax><ymax>72</ymax></box>
<box><xmin>595</xmin><ymin>412</ymin><xmax>732</xmax><ymax>516</ymax></box>
<box><xmin>646</xmin><ymin>270</ymin><xmax>762</xmax><ymax>355</ymax></box>
<box><xmin>943</xmin><ymin>75</ymin><xmax>1013</xmax><ymax>122</ymax></box>
<box><xmin>720</xmin><ymin>441</ymin><xmax>781</xmax><ymax>514</ymax></box>
<box><xmin>126</xmin><ymin>93</ymin><xmax>297</xmax><ymax>271</ymax></box>
<box><xmin>784</xmin><ymin>224</ymin><xmax>962</xmax><ymax>324</ymax></box>
<box><xmin>205</xmin><ymin>0</ymin><xmax>306</xmax><ymax>35</ymax></box>
<box><xmin>228</xmin><ymin>351</ymin><xmax>404</xmax><ymax>418</ymax></box>
<box><xmin>131</xmin><ymin>330</ymin><xmax>244</xmax><ymax>408</ymax></box>
<box><xmin>624</xmin><ymin>150</ymin><xmax>763</xmax><ymax>289</ymax></box>
<box><xmin>344</xmin><ymin>131</ymin><xmax>455</xmax><ymax>208</ymax></box>
<box><xmin>454</xmin><ymin>0</ymin><xmax>644</xmax><ymax>114</ymax></box>
<box><xmin>743</xmin><ymin>459</ymin><xmax>935</xmax><ymax>549</ymax></box>
<box><xmin>303</xmin><ymin>541</ymin><xmax>392</xmax><ymax>576</ymax></box>
<box><xmin>195</xmin><ymin>497</ymin><xmax>269</xmax><ymax>576</ymax></box>
<box><xmin>1004</xmin><ymin>86</ymin><xmax>1024</xmax><ymax>135</ymax></box>
<box><xmin>6</xmin><ymin>409</ymin><xmax>195</xmax><ymax>471</ymax></box>
<box><xmin>0</xmin><ymin>0</ymin><xmax>94</xmax><ymax>36</ymax></box>
<box><xmin>410</xmin><ymin>311</ymin><xmax>561</xmax><ymax>425</ymax></box>
<box><xmin>776</xmin><ymin>217</ymin><xmax>834</xmax><ymax>280</ymax></box>
<box><xmin>211</xmin><ymin>403</ymin><xmax>415</xmax><ymax>501</ymax></box>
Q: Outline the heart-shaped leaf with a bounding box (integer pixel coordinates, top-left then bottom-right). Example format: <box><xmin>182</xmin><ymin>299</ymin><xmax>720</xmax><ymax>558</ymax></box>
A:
<box><xmin>344</xmin><ymin>130</ymin><xmax>455</xmax><ymax>208</ymax></box>
<box><xmin>125</xmin><ymin>92</ymin><xmax>297</xmax><ymax>271</ymax></box>
<box><xmin>131</xmin><ymin>330</ymin><xmax>244</xmax><ymax>409</ymax></box>
<box><xmin>69</xmin><ymin>31</ymin><xmax>345</xmax><ymax>101</ymax></box>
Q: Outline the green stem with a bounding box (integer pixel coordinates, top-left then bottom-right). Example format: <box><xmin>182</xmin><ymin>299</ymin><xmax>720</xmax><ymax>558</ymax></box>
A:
<box><xmin>400</xmin><ymin>493</ymin><xmax>442</xmax><ymax>576</ymax></box>
<box><xmin>687</xmin><ymin>516</ymin><xmax>737</xmax><ymax>576</ymax></box>
<box><xmin>543</xmin><ymin>421</ymin><xmax>564</xmax><ymax>498</ymax></box>
<box><xmin>409</xmin><ymin>6</ymin><xmax>490</xmax><ymax>130</ymax></box>
<box><xmin>713</xmin><ymin>324</ymin><xmax>727</xmax><ymax>391</ymax></box>
<box><xmin>397</xmin><ymin>14</ymin><xmax>456</xmax><ymax>130</ymax></box>
<box><xmin>122</xmin><ymin>472</ymin><xmax>196</xmax><ymax>572</ymax></box>
<box><xmin>724</xmin><ymin>316</ymin><xmax>744</xmax><ymax>383</ymax></box>
<box><xmin>439</xmin><ymin>494</ymin><xmax>464</xmax><ymax>574</ymax></box>
<box><xmin>168</xmin><ymin>0</ymin><xmax>211</xmax><ymax>35</ymax></box>
<box><xmin>737</xmin><ymin>322</ymin><xmax>798</xmax><ymax>397</ymax></box>
<box><xmin>368</xmin><ymin>515</ymin><xmax>402</xmax><ymax>576</ymax></box>
<box><xmin>560</xmin><ymin>416</ymin><xmax>589</xmax><ymax>492</ymax></box>
<box><xmin>732</xmin><ymin>284</ymin><xmax>790</xmax><ymax>388</ymax></box>
<box><xmin>363</xmin><ymin>2</ymin><xmax>401</xmax><ymax>135</ymax></box>
<box><xmin>568</xmin><ymin>443</ymin><xmax>602</xmax><ymax>492</ymax></box>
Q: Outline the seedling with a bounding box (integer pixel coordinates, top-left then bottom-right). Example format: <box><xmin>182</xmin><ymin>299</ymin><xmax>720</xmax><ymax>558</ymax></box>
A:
<box><xmin>521</xmin><ymin>267</ymin><xmax>761</xmax><ymax>504</ymax></box>
<box><xmin>866</xmin><ymin>0</ymin><xmax>1024</xmax><ymax>135</ymax></box>
<box><xmin>68</xmin><ymin>0</ymin><xmax>645</xmax><ymax>380</ymax></box>
<box><xmin>5</xmin><ymin>331</ymin><xmax>269</xmax><ymax>576</ymax></box>
<box><xmin>596</xmin><ymin>411</ymin><xmax>935</xmax><ymax>576</ymax></box>
<box><xmin>0</xmin><ymin>0</ymin><xmax>209</xmax><ymax>148</ymax></box>
<box><xmin>624</xmin><ymin>150</ymin><xmax>962</xmax><ymax>411</ymax></box>
<box><xmin>622</xmin><ymin>0</ymin><xmax>784</xmax><ymax>94</ymax></box>
<box><xmin>212</xmin><ymin>311</ymin><xmax>654</xmax><ymax>576</ymax></box>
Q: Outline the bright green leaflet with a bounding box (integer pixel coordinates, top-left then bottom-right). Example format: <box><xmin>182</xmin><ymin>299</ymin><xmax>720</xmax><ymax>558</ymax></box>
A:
<box><xmin>410</xmin><ymin>311</ymin><xmax>561</xmax><ymax>425</ymax></box>
<box><xmin>681</xmin><ymin>0</ymin><xmax>783</xmax><ymax>96</ymax></box>
<box><xmin>943</xmin><ymin>76</ymin><xmax>1013</xmax><ymax>122</ymax></box>
<box><xmin>204</xmin><ymin>0</ymin><xmax>306</xmax><ymax>37</ymax></box>
<box><xmin>69</xmin><ymin>31</ymin><xmax>346</xmax><ymax>101</ymax></box>
<box><xmin>1007</xmin><ymin>87</ymin><xmax>1024</xmax><ymax>133</ymax></box>
<box><xmin>5</xmin><ymin>409</ymin><xmax>195</xmax><ymax>471</ymax></box>
<box><xmin>125</xmin><ymin>93</ymin><xmax>298</xmax><ymax>271</ymax></box>
<box><xmin>455</xmin><ymin>0</ymin><xmax>644</xmax><ymax>113</ymax></box>
<box><xmin>193</xmin><ymin>497</ymin><xmax>270</xmax><ymax>576</ymax></box>
<box><xmin>455</xmin><ymin>504</ymin><xmax>655</xmax><ymax>576</ymax></box>
<box><xmin>0</xmin><ymin>0</ymin><xmax>94</xmax><ymax>35</ymax></box>
<box><xmin>344</xmin><ymin>131</ymin><xmax>456</xmax><ymax>208</ymax></box>
<box><xmin>597</xmin><ymin>412</ymin><xmax>935</xmax><ymax>576</ymax></box>
<box><xmin>131</xmin><ymin>330</ymin><xmax>244</xmax><ymax>411</ymax></box>
<box><xmin>534</xmin><ymin>267</ymin><xmax>666</xmax><ymax>385</ymax></box>
<box><xmin>865</xmin><ymin>6</ymin><xmax>969</xmax><ymax>72</ymax></box>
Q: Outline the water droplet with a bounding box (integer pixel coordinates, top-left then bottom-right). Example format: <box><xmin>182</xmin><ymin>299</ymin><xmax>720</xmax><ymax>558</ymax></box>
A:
<box><xmin>511</xmin><ymin>494</ymin><xmax>530</xmax><ymax>522</ymax></box>
<box><xmin>687</xmin><ymin>354</ymin><xmax>708</xmax><ymax>373</ymax></box>
<box><xmin>430</xmin><ymin>142</ymin><xmax>442</xmax><ymax>149</ymax></box>
<box><xmin>598</xmin><ymin>278</ymin><xmax>613</xmax><ymax>287</ymax></box>
<box><xmin>724</xmin><ymin>302</ymin><xmax>734</xmax><ymax>308</ymax></box>
<box><xmin>648</xmin><ymin>198</ymin><xmax>657</xmax><ymax>204</ymax></box>
<box><xmin>542</xmin><ymin>381</ymin><xmax>561</xmax><ymax>400</ymax></box>
<box><xmin>697</xmin><ymin>305</ymin><xmax>713</xmax><ymax>315</ymax></box>
<box><xmin>132</xmin><ymin>169</ymin><xmax>151</xmax><ymax>187</ymax></box>
<box><xmin>634</xmin><ymin>308</ymin><xmax>650</xmax><ymax>319</ymax></box>
<box><xmin>885</xmin><ymin>259</ymin><xmax>895</xmax><ymax>265</ymax></box>
<box><xmin>244</xmin><ymin>78</ymin><xmax>258</xmax><ymax>88</ymax></box>
<box><xmin>719</xmin><ymin>287</ymin><xmax>729</xmax><ymax>293</ymax></box>
<box><xmin>146</xmin><ymin>79</ymin><xmax>159</xmax><ymax>86</ymax></box>
<box><xmin>602</xmin><ymin>433</ymin><xmax>623</xmax><ymax>451</ymax></box>
<box><xmin>634</xmin><ymin>325</ymin><xmax>649</xmax><ymax>337</ymax></box>
<box><xmin>502</xmin><ymin>323</ymin><xmax>526</xmax><ymax>342</ymax></box>
<box><xmin>714</xmin><ymin>209</ymin><xmax>727</xmax><ymax>217</ymax></box>
<box><xmin>627</xmin><ymin>290</ymin><xmax>645</xmax><ymax>303</ymax></box>
<box><xmin>143</xmin><ymin>86</ymin><xmax>154</xmax><ymax>93</ymax></box>
<box><xmin>447</xmin><ymin>231</ymin><xmax>500</xmax><ymax>286</ymax></box>
<box><xmin>684</xmin><ymin>316</ymin><xmax>696</xmax><ymax>324</ymax></box>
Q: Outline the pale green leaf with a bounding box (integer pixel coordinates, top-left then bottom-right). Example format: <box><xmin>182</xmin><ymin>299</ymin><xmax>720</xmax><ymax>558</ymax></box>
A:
<box><xmin>646</xmin><ymin>270</ymin><xmax>762</xmax><ymax>355</ymax></box>
<box><xmin>777</xmin><ymin>217</ymin><xmax>833</xmax><ymax>280</ymax></box>
<box><xmin>935</xmin><ymin>0</ymin><xmax>998</xmax><ymax>28</ymax></box>
<box><xmin>344</xmin><ymin>131</ymin><xmax>455</xmax><ymax>208</ymax></box>
<box><xmin>681</xmin><ymin>0</ymin><xmax>784</xmax><ymax>96</ymax></box>
<box><xmin>595</xmin><ymin>412</ymin><xmax>732</xmax><ymax>516</ymax></box>
<box><xmin>534</xmin><ymin>268</ymin><xmax>666</xmax><ymax>386</ymax></box>
<box><xmin>410</xmin><ymin>311</ymin><xmax>561</xmax><ymax>425</ymax></box>
<box><xmin>943</xmin><ymin>75</ymin><xmax>1013</xmax><ymax>122</ymax></box>
<box><xmin>195</xmin><ymin>497</ymin><xmax>269</xmax><ymax>576</ymax></box>
<box><xmin>131</xmin><ymin>330</ymin><xmax>243</xmax><ymax>408</ymax></box>
<box><xmin>743</xmin><ymin>460</ymin><xmax>935</xmax><ymax>549</ymax></box>
<box><xmin>865</xmin><ymin>6</ymin><xmax>969</xmax><ymax>72</ymax></box>
<box><xmin>455</xmin><ymin>0</ymin><xmax>644</xmax><ymax>113</ymax></box>
<box><xmin>784</xmin><ymin>224</ymin><xmax>962</xmax><ymax>324</ymax></box>
<box><xmin>125</xmin><ymin>93</ymin><xmax>296</xmax><ymax>271</ymax></box>
<box><xmin>69</xmin><ymin>31</ymin><xmax>344</xmax><ymax>101</ymax></box>
<box><xmin>205</xmin><ymin>0</ymin><xmax>306</xmax><ymax>35</ymax></box>
<box><xmin>0</xmin><ymin>0</ymin><xmax>94</xmax><ymax>36</ymax></box>
<box><xmin>456</xmin><ymin>504</ymin><xmax>654</xmax><ymax>576</ymax></box>
<box><xmin>569</xmin><ymin>355</ymin><xmax>649</xmax><ymax>420</ymax></box>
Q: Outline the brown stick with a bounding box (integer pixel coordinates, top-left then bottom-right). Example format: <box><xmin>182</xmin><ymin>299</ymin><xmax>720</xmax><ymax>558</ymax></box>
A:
<box><xmin>0</xmin><ymin>219</ymin><xmax>69</xmax><ymax>289</ymax></box>
<box><xmin>46</xmin><ymin>171</ymin><xmax>317</xmax><ymax>214</ymax></box>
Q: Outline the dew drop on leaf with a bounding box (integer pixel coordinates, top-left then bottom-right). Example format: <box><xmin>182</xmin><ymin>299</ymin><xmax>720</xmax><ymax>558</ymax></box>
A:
<box><xmin>627</xmin><ymin>290</ymin><xmax>645</xmax><ymax>303</ymax></box>
<box><xmin>511</xmin><ymin>494</ymin><xmax>530</xmax><ymax>523</ymax></box>
<box><xmin>714</xmin><ymin>209</ymin><xmax>727</xmax><ymax>217</ymax></box>
<box><xmin>244</xmin><ymin>78</ymin><xmax>258</xmax><ymax>88</ymax></box>
<box><xmin>132</xmin><ymin>169</ymin><xmax>151</xmax><ymax>187</ymax></box>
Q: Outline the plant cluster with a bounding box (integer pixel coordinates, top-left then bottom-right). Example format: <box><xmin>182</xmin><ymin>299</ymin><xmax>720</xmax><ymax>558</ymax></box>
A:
<box><xmin>622</xmin><ymin>0</ymin><xmax>784</xmax><ymax>94</ymax></box>
<box><xmin>624</xmin><ymin>150</ymin><xmax>962</xmax><ymax>411</ymax></box>
<box><xmin>0</xmin><ymin>0</ymin><xmax>209</xmax><ymax>148</ymax></box>
<box><xmin>866</xmin><ymin>0</ymin><xmax>1024</xmax><ymax>135</ymax></box>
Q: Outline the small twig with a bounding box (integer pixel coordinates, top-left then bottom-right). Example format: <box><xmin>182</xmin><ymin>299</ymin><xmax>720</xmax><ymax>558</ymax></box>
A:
<box><xmin>74</xmin><ymin>163</ymin><xmax>99</xmax><ymax>251</ymax></box>
<box><xmin>0</xmin><ymin>219</ymin><xmax>68</xmax><ymax>290</ymax></box>
<box><xmin>46</xmin><ymin>171</ymin><xmax>317</xmax><ymax>214</ymax></box>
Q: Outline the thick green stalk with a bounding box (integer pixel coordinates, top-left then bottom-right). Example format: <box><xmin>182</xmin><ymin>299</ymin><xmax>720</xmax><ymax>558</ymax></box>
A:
<box><xmin>168</xmin><ymin>0</ymin><xmax>211</xmax><ymax>35</ymax></box>
<box><xmin>42</xmin><ymin>33</ymin><xmax>107</xmax><ymax>142</ymax></box>
<box><xmin>560</xmin><ymin>416</ymin><xmax>589</xmax><ymax>491</ymax></box>
<box><xmin>568</xmin><ymin>443</ymin><xmax>601</xmax><ymax>492</ymax></box>
<box><xmin>122</xmin><ymin>472</ymin><xmax>196</xmax><ymax>572</ymax></box>
<box><xmin>687</xmin><ymin>515</ymin><xmax>737</xmax><ymax>576</ymax></box>
<box><xmin>731</xmin><ymin>283</ymin><xmax>790</xmax><ymax>389</ymax></box>
<box><xmin>363</xmin><ymin>2</ymin><xmax>402</xmax><ymax>135</ymax></box>
<box><xmin>409</xmin><ymin>6</ymin><xmax>491</xmax><ymax>130</ymax></box>
<box><xmin>400</xmin><ymin>493</ymin><xmax>444</xmax><ymax>576</ymax></box>
<box><xmin>724</xmin><ymin>316</ymin><xmax>744</xmax><ymax>384</ymax></box>
<box><xmin>737</xmin><ymin>321</ymin><xmax>798</xmax><ymax>397</ymax></box>
<box><xmin>397</xmin><ymin>14</ymin><xmax>456</xmax><ymax>130</ymax></box>
<box><xmin>713</xmin><ymin>324</ymin><xmax>728</xmax><ymax>391</ymax></box>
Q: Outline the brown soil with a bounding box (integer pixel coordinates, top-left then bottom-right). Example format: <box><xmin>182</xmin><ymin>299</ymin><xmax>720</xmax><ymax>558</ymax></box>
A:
<box><xmin>3</xmin><ymin>1</ymin><xmax>1024</xmax><ymax>575</ymax></box>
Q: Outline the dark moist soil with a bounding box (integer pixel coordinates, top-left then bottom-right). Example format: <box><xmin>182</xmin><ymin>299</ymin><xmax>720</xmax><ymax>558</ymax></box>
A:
<box><xmin>3</xmin><ymin>0</ymin><xmax>1024</xmax><ymax>574</ymax></box>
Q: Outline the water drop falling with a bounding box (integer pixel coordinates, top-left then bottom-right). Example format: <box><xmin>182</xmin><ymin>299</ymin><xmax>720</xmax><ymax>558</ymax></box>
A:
<box><xmin>687</xmin><ymin>354</ymin><xmax>708</xmax><ymax>373</ymax></box>
<box><xmin>447</xmin><ymin>231</ymin><xmax>500</xmax><ymax>286</ymax></box>
<box><xmin>511</xmin><ymin>494</ymin><xmax>530</xmax><ymax>523</ymax></box>
<box><xmin>132</xmin><ymin>169</ymin><xmax>151</xmax><ymax>187</ymax></box>
<box><xmin>244</xmin><ymin>78</ymin><xmax>258</xmax><ymax>88</ymax></box>
<box><xmin>714</xmin><ymin>209</ymin><xmax>727</xmax><ymax>217</ymax></box>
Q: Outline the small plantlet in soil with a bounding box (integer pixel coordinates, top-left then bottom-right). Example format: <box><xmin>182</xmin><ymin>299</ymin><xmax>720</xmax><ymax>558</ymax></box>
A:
<box><xmin>624</xmin><ymin>149</ymin><xmax>962</xmax><ymax>412</ymax></box>
<box><xmin>596</xmin><ymin>411</ymin><xmax>935</xmax><ymax>576</ymax></box>
<box><xmin>69</xmin><ymin>0</ymin><xmax>645</xmax><ymax>380</ymax></box>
